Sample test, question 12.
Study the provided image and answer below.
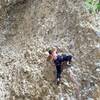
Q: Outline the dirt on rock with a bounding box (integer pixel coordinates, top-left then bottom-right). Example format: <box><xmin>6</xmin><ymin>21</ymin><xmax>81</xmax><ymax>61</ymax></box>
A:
<box><xmin>0</xmin><ymin>0</ymin><xmax>100</xmax><ymax>100</ymax></box>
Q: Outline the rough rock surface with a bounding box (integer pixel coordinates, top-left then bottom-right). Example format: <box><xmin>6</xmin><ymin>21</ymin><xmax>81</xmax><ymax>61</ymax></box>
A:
<box><xmin>0</xmin><ymin>0</ymin><xmax>100</xmax><ymax>100</ymax></box>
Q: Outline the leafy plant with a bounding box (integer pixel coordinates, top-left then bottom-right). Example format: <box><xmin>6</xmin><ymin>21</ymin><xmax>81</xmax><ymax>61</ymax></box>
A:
<box><xmin>85</xmin><ymin>0</ymin><xmax>100</xmax><ymax>13</ymax></box>
<box><xmin>86</xmin><ymin>0</ymin><xmax>94</xmax><ymax>4</ymax></box>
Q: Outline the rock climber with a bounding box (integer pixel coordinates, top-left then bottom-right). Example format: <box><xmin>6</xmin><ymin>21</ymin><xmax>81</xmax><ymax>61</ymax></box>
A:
<box><xmin>47</xmin><ymin>48</ymin><xmax>72</xmax><ymax>85</ymax></box>
<box><xmin>47</xmin><ymin>47</ymin><xmax>81</xmax><ymax>99</ymax></box>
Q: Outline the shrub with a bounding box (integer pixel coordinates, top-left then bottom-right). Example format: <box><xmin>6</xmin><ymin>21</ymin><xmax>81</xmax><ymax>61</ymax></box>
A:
<box><xmin>85</xmin><ymin>0</ymin><xmax>100</xmax><ymax>13</ymax></box>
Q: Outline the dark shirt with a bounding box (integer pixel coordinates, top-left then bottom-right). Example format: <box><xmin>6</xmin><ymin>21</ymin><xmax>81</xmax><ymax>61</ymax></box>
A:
<box><xmin>54</xmin><ymin>54</ymin><xmax>72</xmax><ymax>67</ymax></box>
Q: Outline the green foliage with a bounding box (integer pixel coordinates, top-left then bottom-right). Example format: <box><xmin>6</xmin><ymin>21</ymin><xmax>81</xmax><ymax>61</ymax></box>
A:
<box><xmin>86</xmin><ymin>0</ymin><xmax>94</xmax><ymax>4</ymax></box>
<box><xmin>96</xmin><ymin>3</ymin><xmax>100</xmax><ymax>9</ymax></box>
<box><xmin>85</xmin><ymin>0</ymin><xmax>100</xmax><ymax>13</ymax></box>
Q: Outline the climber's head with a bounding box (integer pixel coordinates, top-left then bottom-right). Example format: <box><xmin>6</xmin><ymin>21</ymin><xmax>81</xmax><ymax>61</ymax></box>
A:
<box><xmin>48</xmin><ymin>48</ymin><xmax>57</xmax><ymax>55</ymax></box>
<box><xmin>47</xmin><ymin>48</ymin><xmax>57</xmax><ymax>61</ymax></box>
<box><xmin>48</xmin><ymin>49</ymin><xmax>53</xmax><ymax>55</ymax></box>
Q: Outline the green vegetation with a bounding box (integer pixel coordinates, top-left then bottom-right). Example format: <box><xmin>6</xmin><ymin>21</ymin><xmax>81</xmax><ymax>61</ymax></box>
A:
<box><xmin>85</xmin><ymin>0</ymin><xmax>100</xmax><ymax>13</ymax></box>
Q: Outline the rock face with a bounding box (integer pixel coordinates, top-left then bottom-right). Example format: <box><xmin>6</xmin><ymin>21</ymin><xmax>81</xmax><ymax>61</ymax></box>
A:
<box><xmin>0</xmin><ymin>0</ymin><xmax>25</xmax><ymax>7</ymax></box>
<box><xmin>0</xmin><ymin>0</ymin><xmax>100</xmax><ymax>100</ymax></box>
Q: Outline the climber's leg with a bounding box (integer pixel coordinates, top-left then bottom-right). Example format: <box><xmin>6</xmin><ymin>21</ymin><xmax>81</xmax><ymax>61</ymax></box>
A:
<box><xmin>56</xmin><ymin>65</ymin><xmax>62</xmax><ymax>85</ymax></box>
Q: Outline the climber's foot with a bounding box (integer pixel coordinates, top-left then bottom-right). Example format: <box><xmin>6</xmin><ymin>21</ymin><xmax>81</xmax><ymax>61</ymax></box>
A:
<box><xmin>56</xmin><ymin>78</ymin><xmax>61</xmax><ymax>85</ymax></box>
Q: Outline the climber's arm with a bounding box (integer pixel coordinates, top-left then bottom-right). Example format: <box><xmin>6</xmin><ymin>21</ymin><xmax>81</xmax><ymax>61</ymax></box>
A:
<box><xmin>49</xmin><ymin>61</ymin><xmax>55</xmax><ymax>67</ymax></box>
